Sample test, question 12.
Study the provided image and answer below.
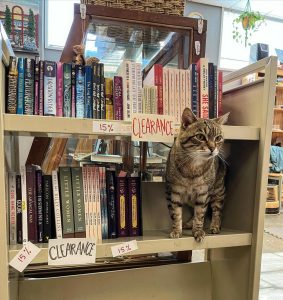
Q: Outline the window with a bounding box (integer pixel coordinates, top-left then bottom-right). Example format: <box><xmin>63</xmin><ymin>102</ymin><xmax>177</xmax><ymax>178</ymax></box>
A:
<box><xmin>220</xmin><ymin>9</ymin><xmax>283</xmax><ymax>70</ymax></box>
<box><xmin>45</xmin><ymin>0</ymin><xmax>80</xmax><ymax>49</ymax></box>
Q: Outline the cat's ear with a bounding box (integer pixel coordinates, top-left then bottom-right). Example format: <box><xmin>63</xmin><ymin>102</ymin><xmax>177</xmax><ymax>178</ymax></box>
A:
<box><xmin>182</xmin><ymin>107</ymin><xmax>198</xmax><ymax>129</ymax></box>
<box><xmin>213</xmin><ymin>112</ymin><xmax>230</xmax><ymax>125</ymax></box>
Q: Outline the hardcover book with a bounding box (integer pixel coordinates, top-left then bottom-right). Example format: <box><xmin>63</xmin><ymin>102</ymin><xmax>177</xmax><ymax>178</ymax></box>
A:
<box><xmin>17</xmin><ymin>57</ymin><xmax>24</xmax><ymax>115</ymax></box>
<box><xmin>56</xmin><ymin>62</ymin><xmax>63</xmax><ymax>117</ymax></box>
<box><xmin>85</xmin><ymin>65</ymin><xmax>93</xmax><ymax>118</ymax></box>
<box><xmin>8</xmin><ymin>172</ymin><xmax>17</xmax><ymax>244</ymax></box>
<box><xmin>113</xmin><ymin>76</ymin><xmax>123</xmax><ymax>120</ymax></box>
<box><xmin>24</xmin><ymin>58</ymin><xmax>35</xmax><ymax>115</ymax></box>
<box><xmin>42</xmin><ymin>175</ymin><xmax>53</xmax><ymax>242</ymax></box>
<box><xmin>75</xmin><ymin>65</ymin><xmax>85</xmax><ymax>118</ymax></box>
<box><xmin>35</xmin><ymin>169</ymin><xmax>43</xmax><ymax>243</ymax></box>
<box><xmin>6</xmin><ymin>56</ymin><xmax>18</xmax><ymax>114</ymax></box>
<box><xmin>44</xmin><ymin>61</ymin><xmax>57</xmax><ymax>116</ymax></box>
<box><xmin>16</xmin><ymin>174</ymin><xmax>22</xmax><ymax>244</ymax></box>
<box><xmin>116</xmin><ymin>171</ymin><xmax>128</xmax><ymax>237</ymax></box>
<box><xmin>63</xmin><ymin>63</ymin><xmax>72</xmax><ymax>117</ymax></box>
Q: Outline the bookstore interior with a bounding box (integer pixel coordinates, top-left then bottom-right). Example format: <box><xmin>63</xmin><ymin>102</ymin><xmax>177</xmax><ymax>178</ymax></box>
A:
<box><xmin>1</xmin><ymin>0</ymin><xmax>283</xmax><ymax>299</ymax></box>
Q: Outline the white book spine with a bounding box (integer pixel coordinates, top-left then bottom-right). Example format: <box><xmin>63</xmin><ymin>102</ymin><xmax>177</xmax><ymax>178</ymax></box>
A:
<box><xmin>91</xmin><ymin>166</ymin><xmax>97</xmax><ymax>240</ymax></box>
<box><xmin>136</xmin><ymin>63</ymin><xmax>143</xmax><ymax>113</ymax></box>
<box><xmin>20</xmin><ymin>166</ymin><xmax>28</xmax><ymax>244</ymax></box>
<box><xmin>52</xmin><ymin>170</ymin><xmax>63</xmax><ymax>239</ymax></box>
<box><xmin>169</xmin><ymin>68</ymin><xmax>175</xmax><ymax>118</ymax></box>
<box><xmin>8</xmin><ymin>172</ymin><xmax>17</xmax><ymax>245</ymax></box>
<box><xmin>96</xmin><ymin>167</ymin><xmax>102</xmax><ymax>241</ymax></box>
<box><xmin>131</xmin><ymin>62</ymin><xmax>137</xmax><ymax>114</ymax></box>
<box><xmin>185</xmin><ymin>69</ymin><xmax>191</xmax><ymax>110</ymax></box>
<box><xmin>174</xmin><ymin>69</ymin><xmax>180</xmax><ymax>122</ymax></box>
<box><xmin>82</xmin><ymin>167</ymin><xmax>89</xmax><ymax>238</ymax></box>
<box><xmin>87</xmin><ymin>166</ymin><xmax>94</xmax><ymax>238</ymax></box>
<box><xmin>163</xmin><ymin>67</ymin><xmax>169</xmax><ymax>115</ymax></box>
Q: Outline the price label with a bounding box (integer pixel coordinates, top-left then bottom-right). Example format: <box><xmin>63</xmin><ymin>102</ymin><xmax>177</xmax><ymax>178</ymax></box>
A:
<box><xmin>93</xmin><ymin>121</ymin><xmax>131</xmax><ymax>135</ymax></box>
<box><xmin>111</xmin><ymin>240</ymin><xmax>138</xmax><ymax>257</ymax></box>
<box><xmin>9</xmin><ymin>242</ymin><xmax>41</xmax><ymax>272</ymax></box>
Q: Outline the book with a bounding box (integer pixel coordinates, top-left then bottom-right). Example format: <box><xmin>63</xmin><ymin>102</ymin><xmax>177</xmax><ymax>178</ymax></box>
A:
<box><xmin>99</xmin><ymin>167</ymin><xmax>108</xmax><ymax>239</ymax></box>
<box><xmin>197</xmin><ymin>58</ymin><xmax>209</xmax><ymax>119</ymax></box>
<box><xmin>52</xmin><ymin>170</ymin><xmax>63</xmax><ymax>239</ymax></box>
<box><xmin>96</xmin><ymin>63</ymin><xmax>101</xmax><ymax>119</ymax></box>
<box><xmin>16</xmin><ymin>174</ymin><xmax>22</xmax><ymax>244</ymax></box>
<box><xmin>116</xmin><ymin>171</ymin><xmax>128</xmax><ymax>237</ymax></box>
<box><xmin>95</xmin><ymin>166</ymin><xmax>102</xmax><ymax>241</ymax></box>
<box><xmin>100</xmin><ymin>63</ymin><xmax>106</xmax><ymax>119</ymax></box>
<box><xmin>105</xmin><ymin>78</ymin><xmax>113</xmax><ymax>120</ymax></box>
<box><xmin>20</xmin><ymin>166</ymin><xmax>28</xmax><ymax>244</ymax></box>
<box><xmin>174</xmin><ymin>68</ymin><xmax>180</xmax><ymax>122</ymax></box>
<box><xmin>213</xmin><ymin>65</ymin><xmax>218</xmax><ymax>118</ymax></box>
<box><xmin>56</xmin><ymin>62</ymin><xmax>63</xmax><ymax>117</ymax></box>
<box><xmin>218</xmin><ymin>70</ymin><xmax>223</xmax><ymax>117</ymax></box>
<box><xmin>71</xmin><ymin>63</ymin><xmax>76</xmax><ymax>118</ymax></box>
<box><xmin>113</xmin><ymin>76</ymin><xmax>123</xmax><ymax>120</ymax></box>
<box><xmin>59</xmin><ymin>167</ymin><xmax>75</xmax><ymax>238</ymax></box>
<box><xmin>85</xmin><ymin>65</ymin><xmax>93</xmax><ymax>118</ymax></box>
<box><xmin>8</xmin><ymin>172</ymin><xmax>17</xmax><ymax>244</ymax></box>
<box><xmin>34</xmin><ymin>57</ymin><xmax>40</xmax><ymax>115</ymax></box>
<box><xmin>208</xmin><ymin>62</ymin><xmax>215</xmax><ymax>119</ymax></box>
<box><xmin>24</xmin><ymin>58</ymin><xmax>35</xmax><ymax>115</ymax></box>
<box><xmin>35</xmin><ymin>169</ymin><xmax>43</xmax><ymax>243</ymax></box>
<box><xmin>42</xmin><ymin>175</ymin><xmax>53</xmax><ymax>242</ymax></box>
<box><xmin>82</xmin><ymin>166</ymin><xmax>89</xmax><ymax>238</ymax></box>
<box><xmin>163</xmin><ymin>67</ymin><xmax>169</xmax><ymax>115</ymax></box>
<box><xmin>17</xmin><ymin>57</ymin><xmax>24</xmax><ymax>115</ymax></box>
<box><xmin>26</xmin><ymin>137</ymin><xmax>51</xmax><ymax>167</ymax></box>
<box><xmin>44</xmin><ymin>61</ymin><xmax>57</xmax><ymax>116</ymax></box>
<box><xmin>63</xmin><ymin>63</ymin><xmax>72</xmax><ymax>117</ymax></box>
<box><xmin>25</xmin><ymin>165</ymin><xmax>37</xmax><ymax>243</ymax></box>
<box><xmin>92</xmin><ymin>63</ymin><xmax>98</xmax><ymax>119</ymax></box>
<box><xmin>71</xmin><ymin>167</ymin><xmax>86</xmax><ymax>238</ymax></box>
<box><xmin>106</xmin><ymin>169</ymin><xmax>117</xmax><ymax>238</ymax></box>
<box><xmin>190</xmin><ymin>63</ymin><xmax>199</xmax><ymax>117</ymax></box>
<box><xmin>131</xmin><ymin>62</ymin><xmax>137</xmax><ymax>115</ymax></box>
<box><xmin>136</xmin><ymin>63</ymin><xmax>143</xmax><ymax>114</ymax></box>
<box><xmin>75</xmin><ymin>65</ymin><xmax>85</xmax><ymax>118</ymax></box>
<box><xmin>38</xmin><ymin>60</ymin><xmax>44</xmax><ymax>115</ymax></box>
<box><xmin>118</xmin><ymin>60</ymin><xmax>131</xmax><ymax>120</ymax></box>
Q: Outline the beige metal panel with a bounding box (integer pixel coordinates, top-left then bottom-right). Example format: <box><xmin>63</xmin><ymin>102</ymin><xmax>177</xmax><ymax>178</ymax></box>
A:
<box><xmin>19</xmin><ymin>262</ymin><xmax>212</xmax><ymax>300</ymax></box>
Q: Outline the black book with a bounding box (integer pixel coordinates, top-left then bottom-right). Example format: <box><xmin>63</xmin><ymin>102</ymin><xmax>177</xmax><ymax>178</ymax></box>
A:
<box><xmin>100</xmin><ymin>63</ymin><xmax>106</xmax><ymax>119</ymax></box>
<box><xmin>208</xmin><ymin>62</ymin><xmax>215</xmax><ymax>119</ymax></box>
<box><xmin>96</xmin><ymin>63</ymin><xmax>101</xmax><ymax>119</ymax></box>
<box><xmin>106</xmin><ymin>170</ymin><xmax>117</xmax><ymax>239</ymax></box>
<box><xmin>36</xmin><ymin>170</ymin><xmax>44</xmax><ymax>243</ymax></box>
<box><xmin>92</xmin><ymin>62</ymin><xmax>98</xmax><ymax>119</ymax></box>
<box><xmin>42</xmin><ymin>175</ymin><xmax>53</xmax><ymax>242</ymax></box>
<box><xmin>16</xmin><ymin>174</ymin><xmax>22</xmax><ymax>244</ymax></box>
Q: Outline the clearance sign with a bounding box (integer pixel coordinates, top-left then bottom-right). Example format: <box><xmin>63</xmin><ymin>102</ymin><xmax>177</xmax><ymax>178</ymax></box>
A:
<box><xmin>131</xmin><ymin>113</ymin><xmax>176</xmax><ymax>143</ymax></box>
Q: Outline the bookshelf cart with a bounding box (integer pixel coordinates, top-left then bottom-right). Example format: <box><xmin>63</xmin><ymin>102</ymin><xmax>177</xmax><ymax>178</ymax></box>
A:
<box><xmin>0</xmin><ymin>8</ymin><xmax>277</xmax><ymax>300</ymax></box>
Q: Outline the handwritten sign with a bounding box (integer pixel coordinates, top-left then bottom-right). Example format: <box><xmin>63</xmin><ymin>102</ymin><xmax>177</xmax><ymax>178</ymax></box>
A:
<box><xmin>48</xmin><ymin>238</ymin><xmax>96</xmax><ymax>266</ymax></box>
<box><xmin>132</xmin><ymin>114</ymin><xmax>175</xmax><ymax>142</ymax></box>
<box><xmin>111</xmin><ymin>240</ymin><xmax>138</xmax><ymax>257</ymax></box>
<box><xmin>93</xmin><ymin>121</ymin><xmax>131</xmax><ymax>135</ymax></box>
<box><xmin>9</xmin><ymin>242</ymin><xmax>41</xmax><ymax>272</ymax></box>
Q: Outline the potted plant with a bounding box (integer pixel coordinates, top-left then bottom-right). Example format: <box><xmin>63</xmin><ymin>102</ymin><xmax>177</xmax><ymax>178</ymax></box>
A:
<box><xmin>232</xmin><ymin>0</ymin><xmax>265</xmax><ymax>47</ymax></box>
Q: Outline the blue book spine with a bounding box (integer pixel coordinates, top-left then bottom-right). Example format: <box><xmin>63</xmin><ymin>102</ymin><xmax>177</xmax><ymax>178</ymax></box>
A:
<box><xmin>190</xmin><ymin>63</ymin><xmax>199</xmax><ymax>117</ymax></box>
<box><xmin>43</xmin><ymin>61</ymin><xmax>57</xmax><ymax>116</ymax></box>
<box><xmin>85</xmin><ymin>65</ymin><xmax>93</xmax><ymax>118</ymax></box>
<box><xmin>75</xmin><ymin>65</ymin><xmax>85</xmax><ymax>118</ymax></box>
<box><xmin>17</xmin><ymin>58</ymin><xmax>24</xmax><ymax>114</ymax></box>
<box><xmin>24</xmin><ymin>58</ymin><xmax>35</xmax><ymax>115</ymax></box>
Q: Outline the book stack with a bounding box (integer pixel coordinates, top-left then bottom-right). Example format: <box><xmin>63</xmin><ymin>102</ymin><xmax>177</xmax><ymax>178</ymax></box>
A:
<box><xmin>8</xmin><ymin>166</ymin><xmax>142</xmax><ymax>245</ymax></box>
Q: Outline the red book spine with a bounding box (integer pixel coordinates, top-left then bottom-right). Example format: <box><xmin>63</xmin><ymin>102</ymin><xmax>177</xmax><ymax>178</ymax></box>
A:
<box><xmin>56</xmin><ymin>62</ymin><xmax>63</xmax><ymax>117</ymax></box>
<box><xmin>157</xmin><ymin>65</ymin><xmax>163</xmax><ymax>115</ymax></box>
<box><xmin>114</xmin><ymin>76</ymin><xmax>123</xmax><ymax>120</ymax></box>
<box><xmin>116</xmin><ymin>175</ymin><xmax>128</xmax><ymax>237</ymax></box>
<box><xmin>218</xmin><ymin>70</ymin><xmax>223</xmax><ymax>117</ymax></box>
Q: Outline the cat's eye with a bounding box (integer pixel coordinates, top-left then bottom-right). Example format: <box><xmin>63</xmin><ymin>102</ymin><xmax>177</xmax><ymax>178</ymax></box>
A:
<box><xmin>195</xmin><ymin>134</ymin><xmax>206</xmax><ymax>141</ymax></box>
<box><xmin>215</xmin><ymin>135</ymin><xmax>223</xmax><ymax>143</ymax></box>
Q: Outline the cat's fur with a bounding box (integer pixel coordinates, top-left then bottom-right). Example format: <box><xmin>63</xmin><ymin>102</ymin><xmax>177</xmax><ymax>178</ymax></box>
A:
<box><xmin>165</xmin><ymin>108</ymin><xmax>229</xmax><ymax>242</ymax></box>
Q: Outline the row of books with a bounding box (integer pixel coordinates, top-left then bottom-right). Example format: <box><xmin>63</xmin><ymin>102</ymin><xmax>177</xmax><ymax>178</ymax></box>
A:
<box><xmin>8</xmin><ymin>165</ymin><xmax>142</xmax><ymax>245</ymax></box>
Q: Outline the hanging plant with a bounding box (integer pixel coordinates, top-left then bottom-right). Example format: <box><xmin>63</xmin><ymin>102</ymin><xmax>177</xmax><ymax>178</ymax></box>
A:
<box><xmin>232</xmin><ymin>0</ymin><xmax>265</xmax><ymax>47</ymax></box>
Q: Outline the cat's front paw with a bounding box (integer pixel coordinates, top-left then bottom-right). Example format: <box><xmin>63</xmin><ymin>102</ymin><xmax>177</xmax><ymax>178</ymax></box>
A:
<box><xmin>192</xmin><ymin>229</ymin><xmax>205</xmax><ymax>243</ymax></box>
<box><xmin>210</xmin><ymin>225</ymin><xmax>221</xmax><ymax>234</ymax></box>
<box><xmin>169</xmin><ymin>230</ymin><xmax>182</xmax><ymax>239</ymax></box>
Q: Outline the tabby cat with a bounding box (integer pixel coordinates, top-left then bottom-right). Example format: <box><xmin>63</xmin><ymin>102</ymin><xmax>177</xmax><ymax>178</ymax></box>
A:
<box><xmin>166</xmin><ymin>107</ymin><xmax>229</xmax><ymax>242</ymax></box>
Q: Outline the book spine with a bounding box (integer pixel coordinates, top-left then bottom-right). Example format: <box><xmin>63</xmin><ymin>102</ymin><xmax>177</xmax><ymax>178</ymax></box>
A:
<box><xmin>88</xmin><ymin>166</ymin><xmax>94</xmax><ymax>238</ymax></box>
<box><xmin>92</xmin><ymin>63</ymin><xmax>98</xmax><ymax>119</ymax></box>
<box><xmin>128</xmin><ymin>176</ymin><xmax>141</xmax><ymax>236</ymax></box>
<box><xmin>35</xmin><ymin>170</ymin><xmax>43</xmax><ymax>243</ymax></box>
<box><xmin>82</xmin><ymin>167</ymin><xmax>89</xmax><ymax>238</ymax></box>
<box><xmin>157</xmin><ymin>65</ymin><xmax>163</xmax><ymax>115</ymax></box>
<box><xmin>105</xmin><ymin>78</ymin><xmax>114</xmax><ymax>120</ymax></box>
<box><xmin>136</xmin><ymin>63</ymin><xmax>143</xmax><ymax>113</ymax></box>
<box><xmin>71</xmin><ymin>167</ymin><xmax>86</xmax><ymax>238</ymax></box>
<box><xmin>59</xmin><ymin>167</ymin><xmax>75</xmax><ymax>237</ymax></box>
<box><xmin>208</xmin><ymin>62</ymin><xmax>215</xmax><ymax>119</ymax></box>
<box><xmin>100</xmin><ymin>63</ymin><xmax>106</xmax><ymax>119</ymax></box>
<box><xmin>9</xmin><ymin>172</ymin><xmax>17</xmax><ymax>245</ymax></box>
<box><xmin>17</xmin><ymin>57</ymin><xmax>24</xmax><ymax>114</ymax></box>
<box><xmin>213</xmin><ymin>65</ymin><xmax>218</xmax><ymax>118</ymax></box>
<box><xmin>125</xmin><ymin>61</ymin><xmax>131</xmax><ymax>120</ymax></box>
<box><xmin>185</xmin><ymin>69</ymin><xmax>191</xmax><ymax>110</ymax></box>
<box><xmin>100</xmin><ymin>167</ymin><xmax>108</xmax><ymax>239</ymax></box>
<box><xmin>44</xmin><ymin>61</ymin><xmax>57</xmax><ymax>116</ymax></box>
<box><xmin>106</xmin><ymin>170</ymin><xmax>117</xmax><ymax>238</ymax></box>
<box><xmin>198</xmin><ymin>58</ymin><xmax>209</xmax><ymax>119</ymax></box>
<box><xmin>96</xmin><ymin>63</ymin><xmax>101</xmax><ymax>119</ymax></box>
<box><xmin>20</xmin><ymin>166</ymin><xmax>28</xmax><ymax>244</ymax></box>
<box><xmin>150</xmin><ymin>86</ymin><xmax>158</xmax><ymax>114</ymax></box>
<box><xmin>95</xmin><ymin>167</ymin><xmax>102</xmax><ymax>241</ymax></box>
<box><xmin>131</xmin><ymin>62</ymin><xmax>137</xmax><ymax>115</ymax></box>
<box><xmin>56</xmin><ymin>62</ymin><xmax>63</xmax><ymax>117</ymax></box>
<box><xmin>34</xmin><ymin>57</ymin><xmax>39</xmax><ymax>115</ymax></box>
<box><xmin>169</xmin><ymin>68</ymin><xmax>175</xmax><ymax>118</ymax></box>
<box><xmin>42</xmin><ymin>175</ymin><xmax>52</xmax><ymax>242</ymax></box>
<box><xmin>16</xmin><ymin>174</ymin><xmax>22</xmax><ymax>244</ymax></box>
<box><xmin>190</xmin><ymin>64</ymin><xmax>199</xmax><ymax>117</ymax></box>
<box><xmin>75</xmin><ymin>65</ymin><xmax>85</xmax><ymax>118</ymax></box>
<box><xmin>63</xmin><ymin>63</ymin><xmax>72</xmax><ymax>117</ymax></box>
<box><xmin>25</xmin><ymin>165</ymin><xmax>37</xmax><ymax>243</ymax></box>
<box><xmin>180</xmin><ymin>69</ymin><xmax>186</xmax><ymax>118</ymax></box>
<box><xmin>52</xmin><ymin>170</ymin><xmax>63</xmax><ymax>239</ymax></box>
<box><xmin>6</xmin><ymin>56</ymin><xmax>18</xmax><ymax>114</ymax></box>
<box><xmin>38</xmin><ymin>60</ymin><xmax>44</xmax><ymax>115</ymax></box>
<box><xmin>218</xmin><ymin>70</ymin><xmax>223</xmax><ymax>117</ymax></box>
<box><xmin>116</xmin><ymin>175</ymin><xmax>128</xmax><ymax>237</ymax></box>
<box><xmin>174</xmin><ymin>69</ymin><xmax>180</xmax><ymax>122</ymax></box>
<box><xmin>113</xmin><ymin>76</ymin><xmax>123</xmax><ymax>120</ymax></box>
<box><xmin>71</xmin><ymin>64</ymin><xmax>76</xmax><ymax>117</ymax></box>
<box><xmin>24</xmin><ymin>58</ymin><xmax>35</xmax><ymax>115</ymax></box>
<box><xmin>85</xmin><ymin>65</ymin><xmax>93</xmax><ymax>118</ymax></box>
<box><xmin>163</xmin><ymin>67</ymin><xmax>169</xmax><ymax>115</ymax></box>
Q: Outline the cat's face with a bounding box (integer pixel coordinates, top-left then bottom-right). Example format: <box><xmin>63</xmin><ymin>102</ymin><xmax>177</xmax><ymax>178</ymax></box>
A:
<box><xmin>178</xmin><ymin>108</ymin><xmax>229</xmax><ymax>162</ymax></box>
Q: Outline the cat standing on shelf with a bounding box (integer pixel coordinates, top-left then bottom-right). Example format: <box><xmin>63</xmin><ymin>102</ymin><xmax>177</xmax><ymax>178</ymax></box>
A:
<box><xmin>166</xmin><ymin>108</ymin><xmax>229</xmax><ymax>242</ymax></box>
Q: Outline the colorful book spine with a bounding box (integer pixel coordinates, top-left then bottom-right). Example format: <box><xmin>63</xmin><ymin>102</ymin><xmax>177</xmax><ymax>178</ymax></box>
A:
<box><xmin>105</xmin><ymin>78</ymin><xmax>114</xmax><ymax>120</ymax></box>
<box><xmin>131</xmin><ymin>62</ymin><xmax>137</xmax><ymax>115</ymax></box>
<box><xmin>190</xmin><ymin>63</ymin><xmax>199</xmax><ymax>117</ymax></box>
<box><xmin>82</xmin><ymin>167</ymin><xmax>89</xmax><ymax>238</ymax></box>
<box><xmin>106</xmin><ymin>170</ymin><xmax>117</xmax><ymax>238</ymax></box>
<box><xmin>24</xmin><ymin>58</ymin><xmax>35</xmax><ymax>115</ymax></box>
<box><xmin>116</xmin><ymin>173</ymin><xmax>128</xmax><ymax>237</ymax></box>
<box><xmin>118</xmin><ymin>60</ymin><xmax>131</xmax><ymax>120</ymax></box>
<box><xmin>52</xmin><ymin>170</ymin><xmax>63</xmax><ymax>239</ymax></box>
<box><xmin>197</xmin><ymin>58</ymin><xmax>209</xmax><ymax>119</ymax></box>
<box><xmin>208</xmin><ymin>62</ymin><xmax>215</xmax><ymax>119</ymax></box>
<box><xmin>20</xmin><ymin>166</ymin><xmax>28</xmax><ymax>244</ymax></box>
<box><xmin>26</xmin><ymin>165</ymin><xmax>37</xmax><ymax>243</ymax></box>
<box><xmin>113</xmin><ymin>76</ymin><xmax>123</xmax><ymax>120</ymax></box>
<box><xmin>213</xmin><ymin>65</ymin><xmax>218</xmax><ymax>118</ymax></box>
<box><xmin>7</xmin><ymin>56</ymin><xmax>18</xmax><ymax>114</ymax></box>
<box><xmin>42</xmin><ymin>175</ymin><xmax>52</xmax><ymax>242</ymax></box>
<box><xmin>71</xmin><ymin>64</ymin><xmax>76</xmax><ymax>118</ymax></box>
<box><xmin>157</xmin><ymin>65</ymin><xmax>163</xmax><ymax>115</ymax></box>
<box><xmin>8</xmin><ymin>172</ymin><xmax>17</xmax><ymax>245</ymax></box>
<box><xmin>88</xmin><ymin>166</ymin><xmax>94</xmax><ymax>238</ymax></box>
<box><xmin>128</xmin><ymin>176</ymin><xmax>141</xmax><ymax>236</ymax></box>
<box><xmin>99</xmin><ymin>167</ymin><xmax>108</xmax><ymax>239</ymax></box>
<box><xmin>85</xmin><ymin>65</ymin><xmax>93</xmax><ymax>118</ymax></box>
<box><xmin>96</xmin><ymin>63</ymin><xmax>101</xmax><ymax>119</ymax></box>
<box><xmin>34</xmin><ymin>57</ymin><xmax>40</xmax><ymax>115</ymax></box>
<box><xmin>63</xmin><ymin>63</ymin><xmax>72</xmax><ymax>117</ymax></box>
<box><xmin>16</xmin><ymin>57</ymin><xmax>24</xmax><ymax>114</ymax></box>
<box><xmin>95</xmin><ymin>167</ymin><xmax>102</xmax><ymax>241</ymax></box>
<box><xmin>75</xmin><ymin>65</ymin><xmax>85</xmax><ymax>118</ymax></box>
<box><xmin>92</xmin><ymin>63</ymin><xmax>98</xmax><ymax>119</ymax></box>
<box><xmin>71</xmin><ymin>167</ymin><xmax>86</xmax><ymax>238</ymax></box>
<box><xmin>38</xmin><ymin>60</ymin><xmax>44</xmax><ymax>115</ymax></box>
<box><xmin>16</xmin><ymin>174</ymin><xmax>22</xmax><ymax>244</ymax></box>
<box><xmin>36</xmin><ymin>169</ymin><xmax>43</xmax><ymax>243</ymax></box>
<box><xmin>100</xmin><ymin>63</ymin><xmax>106</xmax><ymax>119</ymax></box>
<box><xmin>44</xmin><ymin>61</ymin><xmax>57</xmax><ymax>116</ymax></box>
<box><xmin>218</xmin><ymin>70</ymin><xmax>223</xmax><ymax>117</ymax></box>
<box><xmin>56</xmin><ymin>62</ymin><xmax>63</xmax><ymax>117</ymax></box>
<box><xmin>59</xmin><ymin>167</ymin><xmax>75</xmax><ymax>238</ymax></box>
